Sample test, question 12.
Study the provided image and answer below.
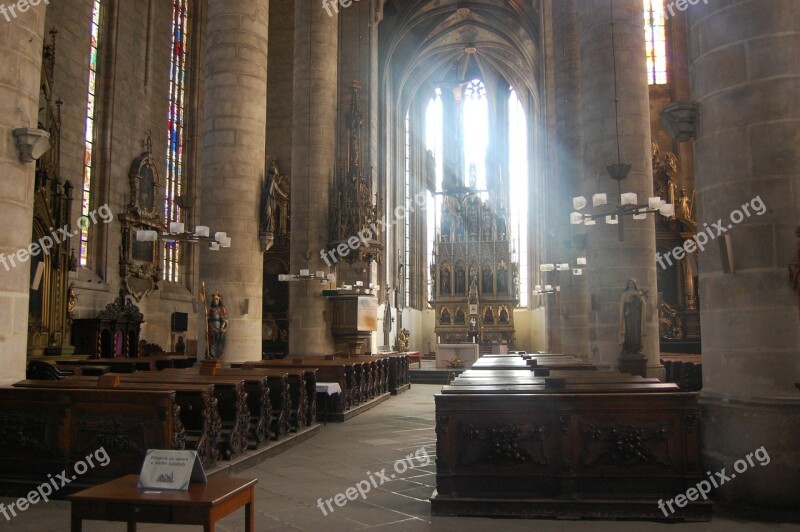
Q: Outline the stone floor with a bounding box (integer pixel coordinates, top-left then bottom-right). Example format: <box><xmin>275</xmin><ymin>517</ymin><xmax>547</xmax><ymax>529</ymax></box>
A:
<box><xmin>2</xmin><ymin>384</ymin><xmax>798</xmax><ymax>531</ymax></box>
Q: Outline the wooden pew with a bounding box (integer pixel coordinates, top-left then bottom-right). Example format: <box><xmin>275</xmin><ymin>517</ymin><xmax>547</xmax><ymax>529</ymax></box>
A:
<box><xmin>100</xmin><ymin>373</ymin><xmax>250</xmax><ymax>459</ymax></box>
<box><xmin>160</xmin><ymin>368</ymin><xmax>288</xmax><ymax>449</ymax></box>
<box><xmin>432</xmin><ymin>379</ymin><xmax>709</xmax><ymax>520</ymax></box>
<box><xmin>386</xmin><ymin>353</ymin><xmax>410</xmax><ymax>394</ymax></box>
<box><xmin>0</xmin><ymin>387</ymin><xmax>182</xmax><ymax>488</ymax></box>
<box><xmin>223</xmin><ymin>367</ymin><xmax>317</xmax><ymax>429</ymax></box>
<box><xmin>14</xmin><ymin>379</ymin><xmax>220</xmax><ymax>465</ymax></box>
<box><xmin>327</xmin><ymin>355</ymin><xmax>391</xmax><ymax>399</ymax></box>
<box><xmin>240</xmin><ymin>360</ymin><xmax>351</xmax><ymax>415</ymax></box>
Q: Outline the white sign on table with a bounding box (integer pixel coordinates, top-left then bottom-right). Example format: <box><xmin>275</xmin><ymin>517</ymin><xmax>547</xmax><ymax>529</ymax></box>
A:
<box><xmin>138</xmin><ymin>449</ymin><xmax>207</xmax><ymax>491</ymax></box>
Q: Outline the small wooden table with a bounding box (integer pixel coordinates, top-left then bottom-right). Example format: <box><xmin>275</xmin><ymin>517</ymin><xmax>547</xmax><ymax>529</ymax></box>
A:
<box><xmin>406</xmin><ymin>351</ymin><xmax>422</xmax><ymax>369</ymax></box>
<box><xmin>68</xmin><ymin>475</ymin><xmax>257</xmax><ymax>532</ymax></box>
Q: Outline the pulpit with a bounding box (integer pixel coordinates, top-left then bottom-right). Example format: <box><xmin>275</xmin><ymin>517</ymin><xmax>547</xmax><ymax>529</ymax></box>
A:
<box><xmin>329</xmin><ymin>295</ymin><xmax>378</xmax><ymax>355</ymax></box>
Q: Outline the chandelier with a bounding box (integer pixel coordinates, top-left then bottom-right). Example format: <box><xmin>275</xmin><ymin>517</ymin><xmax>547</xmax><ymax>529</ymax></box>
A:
<box><xmin>136</xmin><ymin>222</ymin><xmax>231</xmax><ymax>251</ymax></box>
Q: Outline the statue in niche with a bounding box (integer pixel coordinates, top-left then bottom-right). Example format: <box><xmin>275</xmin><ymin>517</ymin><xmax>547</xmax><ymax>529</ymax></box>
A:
<box><xmin>496</xmin><ymin>205</ymin><xmax>508</xmax><ymax>240</ymax></box>
<box><xmin>261</xmin><ymin>159</ymin><xmax>289</xmax><ymax>250</ymax></box>
<box><xmin>440</xmin><ymin>307</ymin><xmax>451</xmax><ymax>325</ymax></box>
<box><xmin>455</xmin><ymin>308</ymin><xmax>466</xmax><ymax>325</ymax></box>
<box><xmin>499</xmin><ymin>305</ymin><xmax>510</xmax><ymax>324</ymax></box>
<box><xmin>676</xmin><ymin>188</ymin><xmax>696</xmax><ymax>230</ymax></box>
<box><xmin>497</xmin><ymin>261</ymin><xmax>509</xmax><ymax>293</ymax></box>
<box><xmin>455</xmin><ymin>265</ymin><xmax>466</xmax><ymax>294</ymax></box>
<box><xmin>481</xmin><ymin>204</ymin><xmax>494</xmax><ymax>241</ymax></box>
<box><xmin>207</xmin><ymin>292</ymin><xmax>229</xmax><ymax>360</ymax></box>
<box><xmin>619</xmin><ymin>279</ymin><xmax>648</xmax><ymax>355</ymax></box>
<box><xmin>482</xmin><ymin>263</ymin><xmax>493</xmax><ymax>294</ymax></box>
<box><xmin>466</xmin><ymin>198</ymin><xmax>480</xmax><ymax>240</ymax></box>
<box><xmin>440</xmin><ymin>265</ymin><xmax>451</xmax><ymax>295</ymax></box>
<box><xmin>483</xmin><ymin>306</ymin><xmax>494</xmax><ymax>324</ymax></box>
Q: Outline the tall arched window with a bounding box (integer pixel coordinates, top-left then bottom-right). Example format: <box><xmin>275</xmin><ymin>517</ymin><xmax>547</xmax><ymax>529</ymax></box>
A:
<box><xmin>462</xmin><ymin>80</ymin><xmax>488</xmax><ymax>192</ymax></box>
<box><xmin>644</xmin><ymin>0</ymin><xmax>667</xmax><ymax>85</ymax></box>
<box><xmin>425</xmin><ymin>88</ymin><xmax>443</xmax><ymax>298</ymax></box>
<box><xmin>163</xmin><ymin>0</ymin><xmax>190</xmax><ymax>282</ymax></box>
<box><xmin>508</xmin><ymin>88</ymin><xmax>528</xmax><ymax>307</ymax></box>
<box><xmin>78</xmin><ymin>0</ymin><xmax>102</xmax><ymax>266</ymax></box>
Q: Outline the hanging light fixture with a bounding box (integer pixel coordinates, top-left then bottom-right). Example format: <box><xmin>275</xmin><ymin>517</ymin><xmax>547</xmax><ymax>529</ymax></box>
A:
<box><xmin>569</xmin><ymin>4</ymin><xmax>675</xmax><ymax>241</ymax></box>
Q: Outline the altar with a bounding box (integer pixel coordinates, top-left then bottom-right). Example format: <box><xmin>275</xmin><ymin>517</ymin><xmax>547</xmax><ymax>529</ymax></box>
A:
<box><xmin>436</xmin><ymin>343</ymin><xmax>480</xmax><ymax>369</ymax></box>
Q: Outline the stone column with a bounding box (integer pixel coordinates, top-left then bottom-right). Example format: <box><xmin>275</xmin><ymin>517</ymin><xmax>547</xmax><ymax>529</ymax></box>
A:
<box><xmin>0</xmin><ymin>6</ymin><xmax>47</xmax><ymax>384</ymax></box>
<box><xmin>578</xmin><ymin>0</ymin><xmax>662</xmax><ymax>377</ymax></box>
<box><xmin>550</xmin><ymin>0</ymin><xmax>588</xmax><ymax>356</ymax></box>
<box><xmin>288</xmin><ymin>1</ymin><xmax>337</xmax><ymax>356</ymax></box>
<box><xmin>200</xmin><ymin>0</ymin><xmax>268</xmax><ymax>364</ymax></box>
<box><xmin>688</xmin><ymin>0</ymin><xmax>800</xmax><ymax>510</ymax></box>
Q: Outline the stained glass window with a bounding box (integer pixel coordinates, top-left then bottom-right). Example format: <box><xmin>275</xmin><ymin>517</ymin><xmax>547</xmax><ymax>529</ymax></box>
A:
<box><xmin>164</xmin><ymin>0</ymin><xmax>189</xmax><ymax>282</ymax></box>
<box><xmin>644</xmin><ymin>0</ymin><xmax>668</xmax><ymax>85</ymax></box>
<box><xmin>79</xmin><ymin>0</ymin><xmax>101</xmax><ymax>266</ymax></box>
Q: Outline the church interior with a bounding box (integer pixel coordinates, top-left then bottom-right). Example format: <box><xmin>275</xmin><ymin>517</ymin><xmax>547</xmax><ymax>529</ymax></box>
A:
<box><xmin>0</xmin><ymin>0</ymin><xmax>798</xmax><ymax>529</ymax></box>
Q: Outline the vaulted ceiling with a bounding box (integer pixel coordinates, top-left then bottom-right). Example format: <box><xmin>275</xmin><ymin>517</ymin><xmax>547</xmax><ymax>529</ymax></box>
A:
<box><xmin>380</xmin><ymin>0</ymin><xmax>542</xmax><ymax>112</ymax></box>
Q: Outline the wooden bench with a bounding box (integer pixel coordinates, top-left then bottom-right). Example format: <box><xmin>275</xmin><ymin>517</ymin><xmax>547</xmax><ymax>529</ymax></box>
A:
<box><xmin>161</xmin><ymin>368</ymin><xmax>280</xmax><ymax>446</ymax></box>
<box><xmin>432</xmin><ymin>378</ymin><xmax>710</xmax><ymax>520</ymax></box>
<box><xmin>222</xmin><ymin>367</ymin><xmax>317</xmax><ymax>430</ymax></box>
<box><xmin>15</xmin><ymin>378</ymin><xmax>220</xmax><ymax>466</ymax></box>
<box><xmin>0</xmin><ymin>387</ymin><xmax>182</xmax><ymax>490</ymax></box>
<box><xmin>100</xmin><ymin>373</ymin><xmax>250</xmax><ymax>459</ymax></box>
<box><xmin>239</xmin><ymin>360</ymin><xmax>351</xmax><ymax>416</ymax></box>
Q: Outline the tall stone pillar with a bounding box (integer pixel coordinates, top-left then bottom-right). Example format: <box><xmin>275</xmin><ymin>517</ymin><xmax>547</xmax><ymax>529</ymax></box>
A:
<box><xmin>688</xmin><ymin>0</ymin><xmax>800</xmax><ymax>510</ymax></box>
<box><xmin>288</xmin><ymin>1</ymin><xmax>337</xmax><ymax>356</ymax></box>
<box><xmin>0</xmin><ymin>6</ymin><xmax>47</xmax><ymax>384</ymax></box>
<box><xmin>550</xmin><ymin>0</ymin><xmax>588</xmax><ymax>356</ymax></box>
<box><xmin>578</xmin><ymin>0</ymin><xmax>662</xmax><ymax>377</ymax></box>
<box><xmin>200</xmin><ymin>0</ymin><xmax>268</xmax><ymax>363</ymax></box>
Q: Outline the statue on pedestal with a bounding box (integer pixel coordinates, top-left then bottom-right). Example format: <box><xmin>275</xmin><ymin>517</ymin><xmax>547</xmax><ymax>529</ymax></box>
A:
<box><xmin>619</xmin><ymin>279</ymin><xmax>647</xmax><ymax>355</ymax></box>
<box><xmin>207</xmin><ymin>292</ymin><xmax>228</xmax><ymax>360</ymax></box>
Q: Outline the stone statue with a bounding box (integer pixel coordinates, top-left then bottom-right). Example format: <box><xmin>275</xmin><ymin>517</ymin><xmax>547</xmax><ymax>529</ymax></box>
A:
<box><xmin>676</xmin><ymin>188</ymin><xmax>696</xmax><ymax>229</ymax></box>
<box><xmin>175</xmin><ymin>335</ymin><xmax>186</xmax><ymax>353</ymax></box>
<box><xmin>396</xmin><ymin>328</ymin><xmax>410</xmax><ymax>352</ymax></box>
<box><xmin>261</xmin><ymin>159</ymin><xmax>289</xmax><ymax>250</ymax></box>
<box><xmin>619</xmin><ymin>279</ymin><xmax>648</xmax><ymax>355</ymax></box>
<box><xmin>207</xmin><ymin>292</ymin><xmax>228</xmax><ymax>360</ymax></box>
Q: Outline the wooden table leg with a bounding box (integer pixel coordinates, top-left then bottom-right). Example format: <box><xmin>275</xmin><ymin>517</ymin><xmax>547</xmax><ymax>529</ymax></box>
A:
<box><xmin>245</xmin><ymin>490</ymin><xmax>255</xmax><ymax>531</ymax></box>
<box><xmin>127</xmin><ymin>521</ymin><xmax>136</xmax><ymax>532</ymax></box>
<box><xmin>70</xmin><ymin>514</ymin><xmax>82</xmax><ymax>532</ymax></box>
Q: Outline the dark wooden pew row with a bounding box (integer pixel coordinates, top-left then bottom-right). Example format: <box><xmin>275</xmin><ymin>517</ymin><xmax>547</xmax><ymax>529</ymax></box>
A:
<box><xmin>239</xmin><ymin>360</ymin><xmax>352</xmax><ymax>415</ymax></box>
<box><xmin>222</xmin><ymin>367</ymin><xmax>317</xmax><ymax>429</ymax></box>
<box><xmin>327</xmin><ymin>354</ymin><xmax>394</xmax><ymax>399</ymax></box>
<box><xmin>386</xmin><ymin>353</ymin><xmax>410</xmax><ymax>394</ymax></box>
<box><xmin>443</xmin><ymin>382</ymin><xmax>680</xmax><ymax>393</ymax></box>
<box><xmin>100</xmin><ymin>373</ymin><xmax>250</xmax><ymax>459</ymax></box>
<box><xmin>14</xmin><ymin>379</ymin><xmax>220</xmax><ymax>465</ymax></box>
<box><xmin>158</xmin><ymin>368</ymin><xmax>281</xmax><ymax>446</ymax></box>
<box><xmin>432</xmin><ymin>378</ymin><xmax>710</xmax><ymax>520</ymax></box>
<box><xmin>0</xmin><ymin>387</ymin><xmax>183</xmax><ymax>488</ymax></box>
<box><xmin>55</xmin><ymin>355</ymin><xmax>196</xmax><ymax>373</ymax></box>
